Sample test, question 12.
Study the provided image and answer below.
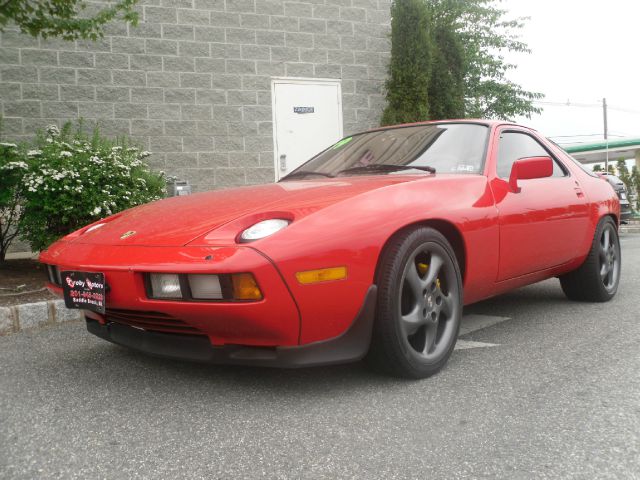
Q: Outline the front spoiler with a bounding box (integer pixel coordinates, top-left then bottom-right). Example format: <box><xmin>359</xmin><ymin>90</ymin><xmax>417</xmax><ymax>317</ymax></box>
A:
<box><xmin>87</xmin><ymin>285</ymin><xmax>377</xmax><ymax>368</ymax></box>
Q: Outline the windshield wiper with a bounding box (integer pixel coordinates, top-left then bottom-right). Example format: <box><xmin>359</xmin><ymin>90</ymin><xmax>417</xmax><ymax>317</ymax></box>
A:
<box><xmin>281</xmin><ymin>170</ymin><xmax>335</xmax><ymax>180</ymax></box>
<box><xmin>337</xmin><ymin>164</ymin><xmax>436</xmax><ymax>175</ymax></box>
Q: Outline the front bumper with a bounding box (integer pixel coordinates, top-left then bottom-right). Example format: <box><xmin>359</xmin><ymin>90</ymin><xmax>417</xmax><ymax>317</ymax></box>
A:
<box><xmin>86</xmin><ymin>286</ymin><xmax>377</xmax><ymax>368</ymax></box>
<box><xmin>40</xmin><ymin>242</ymin><xmax>301</xmax><ymax>346</ymax></box>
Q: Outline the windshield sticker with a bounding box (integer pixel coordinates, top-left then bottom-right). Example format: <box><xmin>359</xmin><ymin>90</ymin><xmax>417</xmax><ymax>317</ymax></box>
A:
<box><xmin>332</xmin><ymin>137</ymin><xmax>353</xmax><ymax>149</ymax></box>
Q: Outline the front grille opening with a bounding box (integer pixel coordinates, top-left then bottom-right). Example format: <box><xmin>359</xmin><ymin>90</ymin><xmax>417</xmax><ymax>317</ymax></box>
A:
<box><xmin>105</xmin><ymin>309</ymin><xmax>206</xmax><ymax>336</ymax></box>
<box><xmin>46</xmin><ymin>265</ymin><xmax>62</xmax><ymax>286</ymax></box>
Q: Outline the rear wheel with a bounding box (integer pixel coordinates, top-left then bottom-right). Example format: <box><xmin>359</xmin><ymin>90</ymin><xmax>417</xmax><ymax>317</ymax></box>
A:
<box><xmin>367</xmin><ymin>227</ymin><xmax>462</xmax><ymax>378</ymax></box>
<box><xmin>559</xmin><ymin>217</ymin><xmax>621</xmax><ymax>302</ymax></box>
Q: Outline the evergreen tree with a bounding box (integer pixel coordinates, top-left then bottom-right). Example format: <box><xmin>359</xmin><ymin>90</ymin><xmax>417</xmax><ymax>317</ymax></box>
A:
<box><xmin>616</xmin><ymin>158</ymin><xmax>633</xmax><ymax>194</ymax></box>
<box><xmin>631</xmin><ymin>166</ymin><xmax>640</xmax><ymax>211</ymax></box>
<box><xmin>427</xmin><ymin>7</ymin><xmax>465</xmax><ymax>119</ymax></box>
<box><xmin>381</xmin><ymin>0</ymin><xmax>433</xmax><ymax>125</ymax></box>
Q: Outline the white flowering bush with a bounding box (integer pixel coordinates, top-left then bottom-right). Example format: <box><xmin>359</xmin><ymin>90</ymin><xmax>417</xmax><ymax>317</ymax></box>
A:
<box><xmin>20</xmin><ymin>123</ymin><xmax>166</xmax><ymax>251</ymax></box>
<box><xmin>0</xmin><ymin>141</ymin><xmax>28</xmax><ymax>262</ymax></box>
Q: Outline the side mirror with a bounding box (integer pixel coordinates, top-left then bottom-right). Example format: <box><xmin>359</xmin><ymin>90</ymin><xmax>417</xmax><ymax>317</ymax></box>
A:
<box><xmin>509</xmin><ymin>156</ymin><xmax>553</xmax><ymax>193</ymax></box>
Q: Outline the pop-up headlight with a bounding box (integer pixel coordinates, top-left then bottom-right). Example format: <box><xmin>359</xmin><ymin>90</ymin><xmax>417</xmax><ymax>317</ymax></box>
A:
<box><xmin>84</xmin><ymin>223</ymin><xmax>106</xmax><ymax>234</ymax></box>
<box><xmin>239</xmin><ymin>219</ymin><xmax>290</xmax><ymax>242</ymax></box>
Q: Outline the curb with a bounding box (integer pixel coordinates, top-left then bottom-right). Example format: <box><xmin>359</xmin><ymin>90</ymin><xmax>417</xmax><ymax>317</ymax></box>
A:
<box><xmin>0</xmin><ymin>299</ymin><xmax>83</xmax><ymax>336</ymax></box>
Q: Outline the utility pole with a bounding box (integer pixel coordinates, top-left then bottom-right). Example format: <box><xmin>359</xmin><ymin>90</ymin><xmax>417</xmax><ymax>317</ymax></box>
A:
<box><xmin>603</xmin><ymin>97</ymin><xmax>609</xmax><ymax>172</ymax></box>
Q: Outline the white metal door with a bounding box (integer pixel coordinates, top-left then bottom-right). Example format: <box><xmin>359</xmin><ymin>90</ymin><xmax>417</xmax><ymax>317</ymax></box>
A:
<box><xmin>272</xmin><ymin>78</ymin><xmax>343</xmax><ymax>180</ymax></box>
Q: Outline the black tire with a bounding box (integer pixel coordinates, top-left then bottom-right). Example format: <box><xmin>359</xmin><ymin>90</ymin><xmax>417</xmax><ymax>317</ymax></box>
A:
<box><xmin>559</xmin><ymin>216</ymin><xmax>621</xmax><ymax>302</ymax></box>
<box><xmin>367</xmin><ymin>227</ymin><xmax>463</xmax><ymax>379</ymax></box>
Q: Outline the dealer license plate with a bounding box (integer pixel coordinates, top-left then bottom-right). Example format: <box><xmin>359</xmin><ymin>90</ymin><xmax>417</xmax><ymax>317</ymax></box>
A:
<box><xmin>61</xmin><ymin>271</ymin><xmax>106</xmax><ymax>314</ymax></box>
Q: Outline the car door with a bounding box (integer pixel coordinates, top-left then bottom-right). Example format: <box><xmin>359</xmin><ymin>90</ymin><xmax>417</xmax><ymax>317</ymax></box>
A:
<box><xmin>489</xmin><ymin>127</ymin><xmax>591</xmax><ymax>281</ymax></box>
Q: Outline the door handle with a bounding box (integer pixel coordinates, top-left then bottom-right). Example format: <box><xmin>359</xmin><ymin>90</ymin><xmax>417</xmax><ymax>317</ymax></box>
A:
<box><xmin>574</xmin><ymin>187</ymin><xmax>584</xmax><ymax>198</ymax></box>
<box><xmin>280</xmin><ymin>154</ymin><xmax>287</xmax><ymax>171</ymax></box>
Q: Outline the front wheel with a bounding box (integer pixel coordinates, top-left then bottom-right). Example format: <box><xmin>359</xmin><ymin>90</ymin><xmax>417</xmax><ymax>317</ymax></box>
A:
<box><xmin>559</xmin><ymin>217</ymin><xmax>621</xmax><ymax>302</ymax></box>
<box><xmin>367</xmin><ymin>227</ymin><xmax>462</xmax><ymax>379</ymax></box>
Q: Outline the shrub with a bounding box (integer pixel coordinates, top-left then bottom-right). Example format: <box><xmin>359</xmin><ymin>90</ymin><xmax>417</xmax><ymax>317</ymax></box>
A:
<box><xmin>0</xmin><ymin>142</ymin><xmax>28</xmax><ymax>262</ymax></box>
<box><xmin>20</xmin><ymin>123</ymin><xmax>166</xmax><ymax>251</ymax></box>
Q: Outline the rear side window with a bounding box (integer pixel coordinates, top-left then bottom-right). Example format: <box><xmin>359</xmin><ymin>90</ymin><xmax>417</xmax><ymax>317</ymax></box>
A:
<box><xmin>563</xmin><ymin>154</ymin><xmax>599</xmax><ymax>178</ymax></box>
<box><xmin>547</xmin><ymin>139</ymin><xmax>600</xmax><ymax>178</ymax></box>
<box><xmin>605</xmin><ymin>175</ymin><xmax>623</xmax><ymax>185</ymax></box>
<box><xmin>496</xmin><ymin>132</ymin><xmax>567</xmax><ymax>179</ymax></box>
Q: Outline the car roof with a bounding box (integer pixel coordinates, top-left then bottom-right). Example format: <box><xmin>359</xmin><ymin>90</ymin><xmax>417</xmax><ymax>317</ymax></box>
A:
<box><xmin>361</xmin><ymin>119</ymin><xmax>532</xmax><ymax>135</ymax></box>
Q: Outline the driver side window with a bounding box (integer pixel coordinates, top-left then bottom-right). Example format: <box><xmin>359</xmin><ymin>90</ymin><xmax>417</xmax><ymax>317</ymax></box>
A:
<box><xmin>496</xmin><ymin>132</ymin><xmax>566</xmax><ymax>179</ymax></box>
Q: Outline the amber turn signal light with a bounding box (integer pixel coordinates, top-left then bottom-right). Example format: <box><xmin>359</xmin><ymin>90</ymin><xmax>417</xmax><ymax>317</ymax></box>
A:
<box><xmin>295</xmin><ymin>266</ymin><xmax>348</xmax><ymax>285</ymax></box>
<box><xmin>231</xmin><ymin>273</ymin><xmax>263</xmax><ymax>300</ymax></box>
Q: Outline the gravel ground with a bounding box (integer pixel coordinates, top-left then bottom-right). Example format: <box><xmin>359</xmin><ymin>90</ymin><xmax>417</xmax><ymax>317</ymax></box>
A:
<box><xmin>0</xmin><ymin>260</ymin><xmax>54</xmax><ymax>307</ymax></box>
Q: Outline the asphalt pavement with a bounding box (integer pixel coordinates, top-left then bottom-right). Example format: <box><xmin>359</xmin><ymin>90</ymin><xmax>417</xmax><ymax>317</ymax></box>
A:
<box><xmin>1</xmin><ymin>234</ymin><xmax>639</xmax><ymax>479</ymax></box>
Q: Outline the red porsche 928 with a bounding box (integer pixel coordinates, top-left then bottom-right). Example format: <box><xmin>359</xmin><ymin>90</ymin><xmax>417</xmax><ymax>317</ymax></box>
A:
<box><xmin>40</xmin><ymin>120</ymin><xmax>621</xmax><ymax>378</ymax></box>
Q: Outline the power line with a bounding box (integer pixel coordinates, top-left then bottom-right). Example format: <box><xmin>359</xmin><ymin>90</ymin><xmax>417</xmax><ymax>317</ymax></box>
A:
<box><xmin>610</xmin><ymin>130</ymin><xmax>640</xmax><ymax>137</ymax></box>
<box><xmin>554</xmin><ymin>140</ymin><xmax>622</xmax><ymax>145</ymax></box>
<box><xmin>609</xmin><ymin>105</ymin><xmax>640</xmax><ymax>115</ymax></box>
<box><xmin>548</xmin><ymin>133</ymin><xmax>624</xmax><ymax>138</ymax></box>
<box><xmin>533</xmin><ymin>100</ymin><xmax>600</xmax><ymax>108</ymax></box>
<box><xmin>533</xmin><ymin>100</ymin><xmax>640</xmax><ymax>115</ymax></box>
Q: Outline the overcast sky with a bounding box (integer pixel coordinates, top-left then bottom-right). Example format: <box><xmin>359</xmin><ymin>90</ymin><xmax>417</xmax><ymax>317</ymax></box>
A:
<box><xmin>500</xmin><ymin>0</ymin><xmax>640</xmax><ymax>144</ymax></box>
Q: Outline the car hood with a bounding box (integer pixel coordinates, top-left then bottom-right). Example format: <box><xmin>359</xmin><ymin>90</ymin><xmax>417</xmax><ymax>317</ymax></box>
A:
<box><xmin>71</xmin><ymin>176</ymin><xmax>424</xmax><ymax>247</ymax></box>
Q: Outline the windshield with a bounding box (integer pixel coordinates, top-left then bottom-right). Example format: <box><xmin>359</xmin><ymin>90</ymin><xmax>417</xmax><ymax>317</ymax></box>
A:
<box><xmin>281</xmin><ymin>123</ymin><xmax>489</xmax><ymax>180</ymax></box>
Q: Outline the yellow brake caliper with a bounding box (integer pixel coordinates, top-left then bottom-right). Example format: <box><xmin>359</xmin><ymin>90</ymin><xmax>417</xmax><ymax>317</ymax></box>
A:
<box><xmin>417</xmin><ymin>263</ymin><xmax>440</xmax><ymax>289</ymax></box>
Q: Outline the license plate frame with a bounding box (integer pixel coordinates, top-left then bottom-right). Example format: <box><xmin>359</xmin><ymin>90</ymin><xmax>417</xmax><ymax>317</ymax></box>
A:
<box><xmin>61</xmin><ymin>271</ymin><xmax>106</xmax><ymax>314</ymax></box>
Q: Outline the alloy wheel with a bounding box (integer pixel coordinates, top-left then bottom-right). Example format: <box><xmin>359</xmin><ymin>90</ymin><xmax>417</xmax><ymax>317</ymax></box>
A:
<box><xmin>399</xmin><ymin>243</ymin><xmax>460</xmax><ymax>361</ymax></box>
<box><xmin>599</xmin><ymin>224</ymin><xmax>620</xmax><ymax>292</ymax></box>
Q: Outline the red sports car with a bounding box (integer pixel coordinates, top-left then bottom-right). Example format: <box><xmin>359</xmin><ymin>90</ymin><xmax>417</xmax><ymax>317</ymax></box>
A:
<box><xmin>40</xmin><ymin>120</ymin><xmax>621</xmax><ymax>378</ymax></box>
